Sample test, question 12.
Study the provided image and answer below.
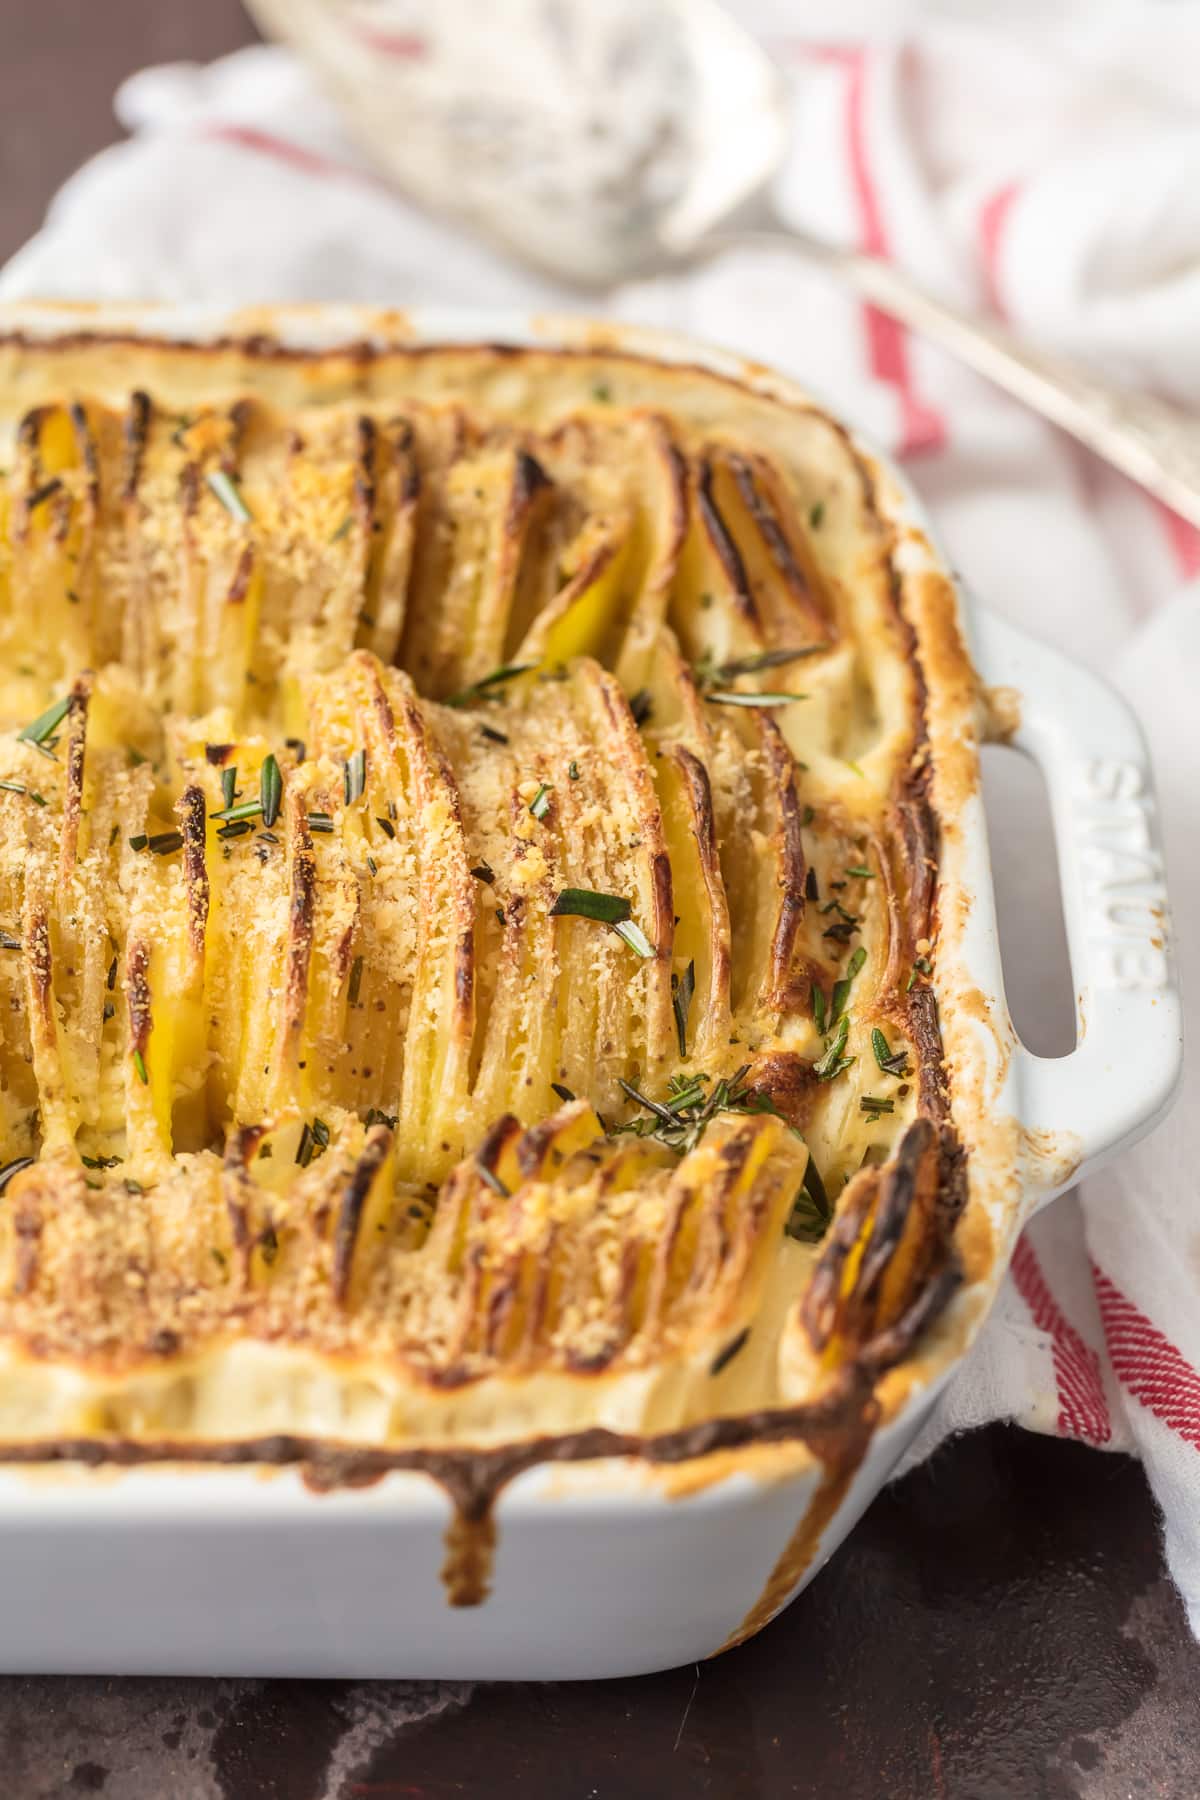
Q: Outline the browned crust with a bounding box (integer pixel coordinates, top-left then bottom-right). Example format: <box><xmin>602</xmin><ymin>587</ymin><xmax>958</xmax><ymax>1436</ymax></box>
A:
<box><xmin>757</xmin><ymin>714</ymin><xmax>808</xmax><ymax>1009</ymax></box>
<box><xmin>331</xmin><ymin>1124</ymin><xmax>393</xmax><ymax>1305</ymax></box>
<box><xmin>125</xmin><ymin>939</ymin><xmax>151</xmax><ymax>1058</ymax></box>
<box><xmin>726</xmin><ymin>448</ymin><xmax>829</xmax><ymax>641</ymax></box>
<box><xmin>176</xmin><ymin>784</ymin><xmax>209</xmax><ymax>962</ymax></box>
<box><xmin>695</xmin><ymin>455</ymin><xmax>757</xmax><ymax>627</ymax></box>
<box><xmin>122</xmin><ymin>390</ymin><xmax>151</xmax><ymax>501</ymax></box>
<box><xmin>0</xmin><ymin>323</ymin><xmax>970</xmax><ymax>1508</ymax></box>
<box><xmin>281</xmin><ymin>788</ymin><xmax>316</xmax><ymax>1062</ymax></box>
<box><xmin>56</xmin><ymin>676</ymin><xmax>90</xmax><ymax>881</ymax></box>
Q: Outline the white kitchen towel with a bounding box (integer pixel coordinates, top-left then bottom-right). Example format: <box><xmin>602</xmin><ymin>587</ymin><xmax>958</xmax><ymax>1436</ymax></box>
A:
<box><xmin>2</xmin><ymin>0</ymin><xmax>1197</xmax><ymax>1630</ymax></box>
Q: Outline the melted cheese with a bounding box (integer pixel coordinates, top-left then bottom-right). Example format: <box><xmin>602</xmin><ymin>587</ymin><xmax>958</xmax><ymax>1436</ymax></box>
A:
<box><xmin>0</xmin><ymin>339</ymin><xmax>953</xmax><ymax>1450</ymax></box>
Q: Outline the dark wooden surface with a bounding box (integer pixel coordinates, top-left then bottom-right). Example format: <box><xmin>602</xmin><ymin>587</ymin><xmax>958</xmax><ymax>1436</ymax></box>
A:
<box><xmin>0</xmin><ymin>6</ymin><xmax>1196</xmax><ymax>1797</ymax></box>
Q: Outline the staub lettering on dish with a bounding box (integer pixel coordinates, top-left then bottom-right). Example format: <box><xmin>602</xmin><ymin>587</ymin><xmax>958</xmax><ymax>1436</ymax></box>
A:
<box><xmin>1074</xmin><ymin>757</ymin><xmax>1169</xmax><ymax>991</ymax></box>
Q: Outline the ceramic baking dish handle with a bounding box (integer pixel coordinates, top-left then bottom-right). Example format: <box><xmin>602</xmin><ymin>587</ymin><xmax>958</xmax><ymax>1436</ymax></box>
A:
<box><xmin>969</xmin><ymin>609</ymin><xmax>1183</xmax><ymax>1206</ymax></box>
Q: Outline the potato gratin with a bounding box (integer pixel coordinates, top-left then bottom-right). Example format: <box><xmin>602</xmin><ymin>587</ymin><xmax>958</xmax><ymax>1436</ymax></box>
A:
<box><xmin>0</xmin><ymin>331</ymin><xmax>964</xmax><ymax>1464</ymax></box>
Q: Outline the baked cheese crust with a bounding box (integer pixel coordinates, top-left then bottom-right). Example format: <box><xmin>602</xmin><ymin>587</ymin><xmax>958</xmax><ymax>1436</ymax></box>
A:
<box><xmin>0</xmin><ymin>331</ymin><xmax>963</xmax><ymax>1453</ymax></box>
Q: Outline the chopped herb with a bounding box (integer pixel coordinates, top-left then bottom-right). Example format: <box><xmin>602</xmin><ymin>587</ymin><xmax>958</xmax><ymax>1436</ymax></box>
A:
<box><xmin>551</xmin><ymin>1082</ymin><xmax>576</xmax><ymax>1104</ymax></box>
<box><xmin>845</xmin><ymin>864</ymin><xmax>873</xmax><ymax>879</ymax></box>
<box><xmin>445</xmin><ymin>662</ymin><xmax>537</xmax><ymax>709</ymax></box>
<box><xmin>813</xmin><ymin>1015</ymin><xmax>854</xmax><ymax>1081</ymax></box>
<box><xmin>307</xmin><ymin>811</ymin><xmax>334</xmax><ymax>833</ymax></box>
<box><xmin>704</xmin><ymin>690</ymin><xmax>808</xmax><ymax>708</ymax></box>
<box><xmin>672</xmin><ymin>959</ymin><xmax>696</xmax><ymax>1059</ymax></box>
<box><xmin>375</xmin><ymin>814</ymin><xmax>396</xmax><ymax>840</ymax></box>
<box><xmin>330</xmin><ymin>513</ymin><xmax>354</xmax><ymax>542</ymax></box>
<box><xmin>809</xmin><ymin>501</ymin><xmax>825</xmax><ymax>530</ymax></box>
<box><xmin>871</xmin><ymin>1027</ymin><xmax>911</xmax><ymax>1077</ymax></box>
<box><xmin>0</xmin><ymin>928</ymin><xmax>19</xmax><ymax>950</ymax></box>
<box><xmin>348</xmin><ymin>956</ymin><xmax>364</xmax><ymax>1007</ymax></box>
<box><xmin>801</xmin><ymin>804</ymin><xmax>815</xmax><ymax>827</ymax></box>
<box><xmin>529</xmin><ymin>781</ymin><xmax>552</xmax><ymax>820</ymax></box>
<box><xmin>128</xmin><ymin>834</ymin><xmax>148</xmax><ymax>852</ymax></box>
<box><xmin>0</xmin><ymin>780</ymin><xmax>27</xmax><ymax>796</ymax></box>
<box><xmin>146</xmin><ymin>830</ymin><xmax>183</xmax><ymax>856</ymax></box>
<box><xmin>125</xmin><ymin>1179</ymin><xmax>144</xmax><ymax>1196</ymax></box>
<box><xmin>805</xmin><ymin>866</ymin><xmax>819</xmax><ymax>902</ymax></box>
<box><xmin>133</xmin><ymin>1048</ymin><xmax>148</xmax><ymax>1086</ymax></box>
<box><xmin>365</xmin><ymin>1107</ymin><xmax>398</xmax><ymax>1131</ymax></box>
<box><xmin>860</xmin><ymin>1095</ymin><xmax>895</xmax><ymax>1118</ymax></box>
<box><xmin>66</xmin><ymin>588</ymin><xmax>80</xmax><ymax>604</ymax></box>
<box><xmin>102</xmin><ymin>1002</ymin><xmax>114</xmax><ymax>1022</ymax></box>
<box><xmin>812</xmin><ymin>983</ymin><xmax>826</xmax><ymax>1036</ymax></box>
<box><xmin>476</xmin><ymin>1160</ymin><xmax>510</xmax><ymax>1197</ymax></box>
<box><xmin>259</xmin><ymin>1226</ymin><xmax>278</xmax><ymax>1266</ymax></box>
<box><xmin>629</xmin><ymin>688</ymin><xmax>653</xmax><ymax>726</ymax></box>
<box><xmin>312</xmin><ymin>1117</ymin><xmax>330</xmax><ymax>1151</ymax></box>
<box><xmin>366</xmin><ymin>856</ymin><xmax>378</xmax><ymax>876</ymax></box>
<box><xmin>617</xmin><ymin>1077</ymin><xmax>679</xmax><ymax>1126</ymax></box>
<box><xmin>104</xmin><ymin>956</ymin><xmax>117</xmax><ymax>991</ymax></box>
<box><xmin>470</xmin><ymin>862</ymin><xmax>495</xmax><ymax>884</ymax></box>
<box><xmin>295</xmin><ymin>1121</ymin><xmax>324</xmax><ymax>1168</ymax></box>
<box><xmin>206</xmin><ymin>468</ymin><xmax>253</xmax><ymax>523</ymax></box>
<box><xmin>550</xmin><ymin>887</ymin><xmax>655</xmax><ymax>956</ymax></box>
<box><xmin>260</xmin><ymin>753</ymin><xmax>282</xmax><ymax>828</ymax></box>
<box><xmin>907</xmin><ymin>954</ymin><xmax>933</xmax><ymax>991</ymax></box>
<box><xmin>822</xmin><ymin>919</ymin><xmax>859</xmax><ymax>943</ymax></box>
<box><xmin>285</xmin><ymin>736</ymin><xmax>307</xmax><ymax>763</ymax></box>
<box><xmin>0</xmin><ymin>1157</ymin><xmax>34</xmax><ymax>1194</ymax></box>
<box><xmin>211</xmin><ymin>798</ymin><xmax>261</xmax><ymax>825</ymax></box>
<box><xmin>831</xmin><ymin>946</ymin><xmax>867</xmax><ymax>1023</ymax></box>
<box><xmin>550</xmin><ymin>888</ymin><xmax>631</xmax><ymax>926</ymax></box>
<box><xmin>221</xmin><ymin>765</ymin><xmax>238</xmax><ymax>811</ymax></box>
<box><xmin>127</xmin><ymin>747</ymin><xmax>148</xmax><ymax>768</ymax></box>
<box><xmin>568</xmin><ymin>760</ymin><xmax>581</xmax><ymax>781</ymax></box>
<box><xmin>480</xmin><ymin>723</ymin><xmax>509</xmax><ymax>745</ymax></box>
<box><xmin>495</xmin><ymin>906</ymin><xmax>505</xmax><ymax>927</ymax></box>
<box><xmin>613</xmin><ymin>918</ymin><xmax>655</xmax><ymax>959</ymax></box>
<box><xmin>710</xmin><ymin>1326</ymin><xmax>751</xmax><ymax>1376</ymax></box>
<box><xmin>591</xmin><ymin>381</ymin><xmax>612</xmax><ymax>403</ymax></box>
<box><xmin>17</xmin><ymin>694</ymin><xmax>70</xmax><ymax>747</ymax></box>
<box><xmin>787</xmin><ymin>1154</ymin><xmax>831</xmax><ymax>1242</ymax></box>
<box><xmin>217</xmin><ymin>819</ymin><xmax>254</xmax><ymax>841</ymax></box>
<box><xmin>845</xmin><ymin>759</ymin><xmax>866</xmax><ymax>778</ymax></box>
<box><xmin>80</xmin><ymin>1152</ymin><xmax>122</xmax><ymax>1171</ymax></box>
<box><xmin>714</xmin><ymin>646</ymin><xmax>827</xmax><ymax>681</ymax></box>
<box><xmin>343</xmin><ymin>748</ymin><xmax>366</xmax><ymax>807</ymax></box>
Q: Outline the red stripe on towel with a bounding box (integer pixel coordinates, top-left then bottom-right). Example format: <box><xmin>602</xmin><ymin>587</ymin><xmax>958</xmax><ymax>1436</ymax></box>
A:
<box><xmin>1151</xmin><ymin>498</ymin><xmax>1200</xmax><ymax>581</ymax></box>
<box><xmin>204</xmin><ymin>124</ymin><xmax>385</xmax><ymax>192</ymax></box>
<box><xmin>1011</xmin><ymin>1237</ymin><xmax>1111</xmax><ymax>1443</ymax></box>
<box><xmin>978</xmin><ymin>182</ymin><xmax>1021</xmax><ymax>320</ymax></box>
<box><xmin>354</xmin><ymin>28</ymin><xmax>428</xmax><ymax>59</ymax></box>
<box><xmin>1093</xmin><ymin>1264</ymin><xmax>1200</xmax><ymax>1449</ymax></box>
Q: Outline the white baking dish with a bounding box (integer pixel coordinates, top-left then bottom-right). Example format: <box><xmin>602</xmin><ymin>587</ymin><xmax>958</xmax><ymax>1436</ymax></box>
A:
<box><xmin>0</xmin><ymin>304</ymin><xmax>1181</xmax><ymax>1678</ymax></box>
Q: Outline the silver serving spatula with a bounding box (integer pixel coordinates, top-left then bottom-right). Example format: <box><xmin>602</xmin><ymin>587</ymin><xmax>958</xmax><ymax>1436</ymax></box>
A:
<box><xmin>248</xmin><ymin>0</ymin><xmax>1200</xmax><ymax>527</ymax></box>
